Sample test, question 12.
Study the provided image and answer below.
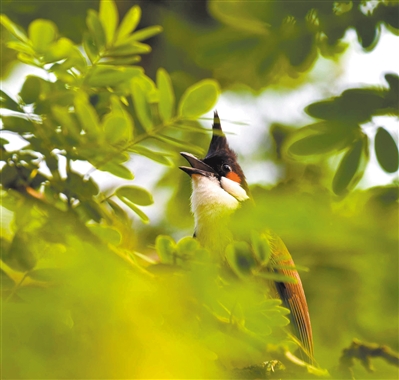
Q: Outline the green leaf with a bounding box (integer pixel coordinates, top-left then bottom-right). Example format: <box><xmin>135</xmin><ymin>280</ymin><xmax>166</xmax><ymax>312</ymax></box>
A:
<box><xmin>19</xmin><ymin>76</ymin><xmax>42</xmax><ymax>104</ymax></box>
<box><xmin>6</xmin><ymin>41</ymin><xmax>35</xmax><ymax>55</ymax></box>
<box><xmin>28</xmin><ymin>268</ymin><xmax>61</xmax><ymax>281</ymax></box>
<box><xmin>74</xmin><ymin>94</ymin><xmax>99</xmax><ymax>135</ymax></box>
<box><xmin>251</xmin><ymin>232</ymin><xmax>271</xmax><ymax>265</ymax></box>
<box><xmin>88</xmin><ymin>225</ymin><xmax>122</xmax><ymax>245</ymax></box>
<box><xmin>119</xmin><ymin>197</ymin><xmax>149</xmax><ymax>223</ymax></box>
<box><xmin>177</xmin><ymin>236</ymin><xmax>200</xmax><ymax>256</ymax></box>
<box><xmin>0</xmin><ymin>137</ymin><xmax>9</xmax><ymax>146</ymax></box>
<box><xmin>86</xmin><ymin>10</ymin><xmax>106</xmax><ymax>51</ymax></box>
<box><xmin>116</xmin><ymin>185</ymin><xmax>153</xmax><ymax>206</ymax></box>
<box><xmin>225</xmin><ymin>242</ymin><xmax>255</xmax><ymax>278</ymax></box>
<box><xmin>375</xmin><ymin>127</ymin><xmax>399</xmax><ymax>173</ymax></box>
<box><xmin>99</xmin><ymin>0</ymin><xmax>119</xmax><ymax>45</ymax></box>
<box><xmin>101</xmin><ymin>56</ymin><xmax>141</xmax><ymax>66</ymax></box>
<box><xmin>101</xmin><ymin>162</ymin><xmax>134</xmax><ymax>179</ymax></box>
<box><xmin>0</xmin><ymin>14</ymin><xmax>28</xmax><ymax>43</ymax></box>
<box><xmin>103</xmin><ymin>115</ymin><xmax>129</xmax><ymax>144</ymax></box>
<box><xmin>131</xmin><ymin>79</ymin><xmax>153</xmax><ymax>131</ymax></box>
<box><xmin>178</xmin><ymin>79</ymin><xmax>220</xmax><ymax>118</ymax></box>
<box><xmin>0</xmin><ymin>165</ymin><xmax>18</xmax><ymax>188</ymax></box>
<box><xmin>107</xmin><ymin>41</ymin><xmax>151</xmax><ymax>56</ymax></box>
<box><xmin>153</xmin><ymin>134</ymin><xmax>203</xmax><ymax>155</ymax></box>
<box><xmin>28</xmin><ymin>19</ymin><xmax>57</xmax><ymax>53</ymax></box>
<box><xmin>86</xmin><ymin>65</ymin><xmax>143</xmax><ymax>87</ymax></box>
<box><xmin>128</xmin><ymin>145</ymin><xmax>173</xmax><ymax>166</ymax></box>
<box><xmin>0</xmin><ymin>90</ymin><xmax>21</xmax><ymax>112</ymax></box>
<box><xmin>2</xmin><ymin>116</ymin><xmax>35</xmax><ymax>133</ymax></box>
<box><xmin>129</xmin><ymin>26</ymin><xmax>163</xmax><ymax>41</ymax></box>
<box><xmin>289</xmin><ymin>130</ymin><xmax>350</xmax><ymax>156</ymax></box>
<box><xmin>42</xmin><ymin>38</ymin><xmax>75</xmax><ymax>64</ymax></box>
<box><xmin>52</xmin><ymin>105</ymin><xmax>81</xmax><ymax>140</ymax></box>
<box><xmin>333</xmin><ymin>137</ymin><xmax>368</xmax><ymax>196</ymax></box>
<box><xmin>155</xmin><ymin>235</ymin><xmax>176</xmax><ymax>264</ymax></box>
<box><xmin>157</xmin><ymin>68</ymin><xmax>175</xmax><ymax>122</ymax></box>
<box><xmin>116</xmin><ymin>5</ymin><xmax>141</xmax><ymax>41</ymax></box>
<box><xmin>83</xmin><ymin>32</ymin><xmax>99</xmax><ymax>63</ymax></box>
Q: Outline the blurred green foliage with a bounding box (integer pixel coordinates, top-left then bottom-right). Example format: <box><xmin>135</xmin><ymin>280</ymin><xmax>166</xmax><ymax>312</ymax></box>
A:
<box><xmin>1</xmin><ymin>0</ymin><xmax>398</xmax><ymax>379</ymax></box>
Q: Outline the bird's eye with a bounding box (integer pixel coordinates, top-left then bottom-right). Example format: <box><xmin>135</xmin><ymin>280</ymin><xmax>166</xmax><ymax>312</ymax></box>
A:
<box><xmin>223</xmin><ymin>164</ymin><xmax>232</xmax><ymax>172</ymax></box>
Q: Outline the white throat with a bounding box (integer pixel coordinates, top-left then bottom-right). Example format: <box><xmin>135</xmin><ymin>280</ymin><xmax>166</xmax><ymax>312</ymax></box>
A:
<box><xmin>190</xmin><ymin>174</ymin><xmax>248</xmax><ymax>255</ymax></box>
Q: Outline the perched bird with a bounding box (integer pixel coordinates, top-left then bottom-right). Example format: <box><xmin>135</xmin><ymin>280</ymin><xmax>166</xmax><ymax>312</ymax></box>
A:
<box><xmin>179</xmin><ymin>111</ymin><xmax>314</xmax><ymax>363</ymax></box>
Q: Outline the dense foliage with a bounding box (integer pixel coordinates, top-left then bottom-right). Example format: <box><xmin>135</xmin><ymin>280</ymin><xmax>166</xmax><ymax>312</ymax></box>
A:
<box><xmin>1</xmin><ymin>1</ymin><xmax>398</xmax><ymax>379</ymax></box>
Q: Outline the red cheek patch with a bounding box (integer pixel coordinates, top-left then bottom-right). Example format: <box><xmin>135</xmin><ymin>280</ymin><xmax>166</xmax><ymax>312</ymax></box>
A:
<box><xmin>226</xmin><ymin>171</ymin><xmax>241</xmax><ymax>183</ymax></box>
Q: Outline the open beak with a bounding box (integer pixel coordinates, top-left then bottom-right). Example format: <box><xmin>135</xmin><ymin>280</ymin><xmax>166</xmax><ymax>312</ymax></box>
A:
<box><xmin>179</xmin><ymin>152</ymin><xmax>216</xmax><ymax>177</ymax></box>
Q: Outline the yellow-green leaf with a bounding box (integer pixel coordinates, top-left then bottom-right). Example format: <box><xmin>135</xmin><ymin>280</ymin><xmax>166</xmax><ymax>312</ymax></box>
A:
<box><xmin>116</xmin><ymin>5</ymin><xmax>141</xmax><ymax>41</ymax></box>
<box><xmin>99</xmin><ymin>0</ymin><xmax>119</xmax><ymax>45</ymax></box>
<box><xmin>129</xmin><ymin>25</ymin><xmax>163</xmax><ymax>41</ymax></box>
<box><xmin>131</xmin><ymin>79</ymin><xmax>153</xmax><ymax>131</ymax></box>
<box><xmin>28</xmin><ymin>19</ymin><xmax>57</xmax><ymax>53</ymax></box>
<box><xmin>101</xmin><ymin>162</ymin><xmax>134</xmax><ymax>179</ymax></box>
<box><xmin>157</xmin><ymin>68</ymin><xmax>175</xmax><ymax>121</ymax></box>
<box><xmin>116</xmin><ymin>185</ymin><xmax>153</xmax><ymax>206</ymax></box>
<box><xmin>0</xmin><ymin>14</ymin><xmax>28</xmax><ymax>43</ymax></box>
<box><xmin>178</xmin><ymin>79</ymin><xmax>220</xmax><ymax>118</ymax></box>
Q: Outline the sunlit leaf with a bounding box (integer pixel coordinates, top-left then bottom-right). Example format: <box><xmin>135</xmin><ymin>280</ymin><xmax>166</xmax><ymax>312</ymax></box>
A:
<box><xmin>28</xmin><ymin>19</ymin><xmax>57</xmax><ymax>53</ymax></box>
<box><xmin>99</xmin><ymin>0</ymin><xmax>119</xmax><ymax>45</ymax></box>
<box><xmin>116</xmin><ymin>185</ymin><xmax>153</xmax><ymax>206</ymax></box>
<box><xmin>0</xmin><ymin>14</ymin><xmax>28</xmax><ymax>43</ymax></box>
<box><xmin>375</xmin><ymin>127</ymin><xmax>399</xmax><ymax>173</ymax></box>
<box><xmin>131</xmin><ymin>79</ymin><xmax>153</xmax><ymax>131</ymax></box>
<box><xmin>101</xmin><ymin>162</ymin><xmax>134</xmax><ymax>179</ymax></box>
<box><xmin>155</xmin><ymin>235</ymin><xmax>176</xmax><ymax>264</ymax></box>
<box><xmin>333</xmin><ymin>137</ymin><xmax>368</xmax><ymax>195</ymax></box>
<box><xmin>107</xmin><ymin>41</ymin><xmax>151</xmax><ymax>56</ymax></box>
<box><xmin>116</xmin><ymin>5</ymin><xmax>141</xmax><ymax>41</ymax></box>
<box><xmin>129</xmin><ymin>26</ymin><xmax>163</xmax><ymax>41</ymax></box>
<box><xmin>157</xmin><ymin>68</ymin><xmax>175</xmax><ymax>122</ymax></box>
<box><xmin>178</xmin><ymin>79</ymin><xmax>220</xmax><ymax>118</ymax></box>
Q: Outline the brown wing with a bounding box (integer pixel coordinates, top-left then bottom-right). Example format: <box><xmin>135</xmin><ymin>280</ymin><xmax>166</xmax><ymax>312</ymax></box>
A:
<box><xmin>266</xmin><ymin>231</ymin><xmax>314</xmax><ymax>364</ymax></box>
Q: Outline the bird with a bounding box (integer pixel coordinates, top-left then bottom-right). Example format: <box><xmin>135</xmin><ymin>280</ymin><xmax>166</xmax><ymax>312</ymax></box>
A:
<box><xmin>179</xmin><ymin>111</ymin><xmax>314</xmax><ymax>364</ymax></box>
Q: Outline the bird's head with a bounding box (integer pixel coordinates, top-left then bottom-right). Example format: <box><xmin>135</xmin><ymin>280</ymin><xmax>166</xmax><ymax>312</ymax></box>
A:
<box><xmin>180</xmin><ymin>111</ymin><xmax>249</xmax><ymax>216</ymax></box>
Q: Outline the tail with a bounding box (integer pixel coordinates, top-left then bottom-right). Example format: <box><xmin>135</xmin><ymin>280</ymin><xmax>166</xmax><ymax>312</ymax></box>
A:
<box><xmin>266</xmin><ymin>231</ymin><xmax>314</xmax><ymax>364</ymax></box>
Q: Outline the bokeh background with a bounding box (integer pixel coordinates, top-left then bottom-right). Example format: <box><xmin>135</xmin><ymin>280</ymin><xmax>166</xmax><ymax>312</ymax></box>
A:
<box><xmin>1</xmin><ymin>1</ymin><xmax>398</xmax><ymax>379</ymax></box>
